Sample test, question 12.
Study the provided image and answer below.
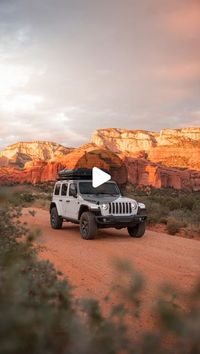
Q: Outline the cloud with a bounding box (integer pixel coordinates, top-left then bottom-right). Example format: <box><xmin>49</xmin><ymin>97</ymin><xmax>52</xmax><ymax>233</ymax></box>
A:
<box><xmin>0</xmin><ymin>0</ymin><xmax>199</xmax><ymax>151</ymax></box>
<box><xmin>182</xmin><ymin>110</ymin><xmax>200</xmax><ymax>127</ymax></box>
<box><xmin>1</xmin><ymin>93</ymin><xmax>44</xmax><ymax>113</ymax></box>
<box><xmin>155</xmin><ymin>61</ymin><xmax>200</xmax><ymax>82</ymax></box>
<box><xmin>0</xmin><ymin>62</ymin><xmax>31</xmax><ymax>95</ymax></box>
<box><xmin>160</xmin><ymin>0</ymin><xmax>200</xmax><ymax>39</ymax></box>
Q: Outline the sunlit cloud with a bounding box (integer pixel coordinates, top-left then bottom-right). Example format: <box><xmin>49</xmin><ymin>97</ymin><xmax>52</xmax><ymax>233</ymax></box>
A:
<box><xmin>0</xmin><ymin>0</ymin><xmax>199</xmax><ymax>150</ymax></box>
<box><xmin>0</xmin><ymin>63</ymin><xmax>31</xmax><ymax>94</ymax></box>
<box><xmin>161</xmin><ymin>1</ymin><xmax>200</xmax><ymax>38</ymax></box>
<box><xmin>1</xmin><ymin>94</ymin><xmax>44</xmax><ymax>113</ymax></box>
<box><xmin>155</xmin><ymin>62</ymin><xmax>200</xmax><ymax>82</ymax></box>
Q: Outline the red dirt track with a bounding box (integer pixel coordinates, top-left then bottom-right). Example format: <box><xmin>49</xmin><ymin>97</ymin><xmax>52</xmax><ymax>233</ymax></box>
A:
<box><xmin>23</xmin><ymin>208</ymin><xmax>200</xmax><ymax>331</ymax></box>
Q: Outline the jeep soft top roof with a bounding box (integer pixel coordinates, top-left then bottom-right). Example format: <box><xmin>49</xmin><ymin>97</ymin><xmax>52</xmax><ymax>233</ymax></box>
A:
<box><xmin>57</xmin><ymin>168</ymin><xmax>110</xmax><ymax>181</ymax></box>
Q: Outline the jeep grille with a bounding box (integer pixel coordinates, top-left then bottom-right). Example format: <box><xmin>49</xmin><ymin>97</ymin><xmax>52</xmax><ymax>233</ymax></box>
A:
<box><xmin>109</xmin><ymin>202</ymin><xmax>132</xmax><ymax>215</ymax></box>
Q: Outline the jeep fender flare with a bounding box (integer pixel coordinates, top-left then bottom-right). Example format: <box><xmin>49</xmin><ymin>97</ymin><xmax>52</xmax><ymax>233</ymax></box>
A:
<box><xmin>78</xmin><ymin>205</ymin><xmax>89</xmax><ymax>220</ymax></box>
<box><xmin>50</xmin><ymin>202</ymin><xmax>62</xmax><ymax>217</ymax></box>
<box><xmin>78</xmin><ymin>204</ymin><xmax>101</xmax><ymax>220</ymax></box>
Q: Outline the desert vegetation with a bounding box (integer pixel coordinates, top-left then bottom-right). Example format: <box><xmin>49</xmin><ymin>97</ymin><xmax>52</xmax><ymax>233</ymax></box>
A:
<box><xmin>1</xmin><ymin>183</ymin><xmax>200</xmax><ymax>238</ymax></box>
<box><xmin>0</xmin><ymin>184</ymin><xmax>52</xmax><ymax>210</ymax></box>
<box><xmin>124</xmin><ymin>185</ymin><xmax>200</xmax><ymax>237</ymax></box>
<box><xmin>0</xmin><ymin>189</ymin><xmax>200</xmax><ymax>353</ymax></box>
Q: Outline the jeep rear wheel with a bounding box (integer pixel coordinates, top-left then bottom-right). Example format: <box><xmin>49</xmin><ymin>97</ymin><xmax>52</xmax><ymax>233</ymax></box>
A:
<box><xmin>50</xmin><ymin>207</ymin><xmax>63</xmax><ymax>229</ymax></box>
<box><xmin>80</xmin><ymin>212</ymin><xmax>97</xmax><ymax>240</ymax></box>
<box><xmin>127</xmin><ymin>221</ymin><xmax>146</xmax><ymax>238</ymax></box>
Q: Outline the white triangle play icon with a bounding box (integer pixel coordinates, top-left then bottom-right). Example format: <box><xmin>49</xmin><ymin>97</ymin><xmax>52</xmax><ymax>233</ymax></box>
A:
<box><xmin>92</xmin><ymin>167</ymin><xmax>111</xmax><ymax>188</ymax></box>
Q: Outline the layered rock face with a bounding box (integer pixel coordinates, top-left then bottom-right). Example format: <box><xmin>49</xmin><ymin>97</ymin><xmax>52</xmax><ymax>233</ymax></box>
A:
<box><xmin>92</xmin><ymin>127</ymin><xmax>200</xmax><ymax>151</ymax></box>
<box><xmin>0</xmin><ymin>141</ymin><xmax>72</xmax><ymax>168</ymax></box>
<box><xmin>0</xmin><ymin>145</ymin><xmax>127</xmax><ymax>185</ymax></box>
<box><xmin>92</xmin><ymin>128</ymin><xmax>157</xmax><ymax>153</ymax></box>
<box><xmin>92</xmin><ymin>128</ymin><xmax>200</xmax><ymax>170</ymax></box>
<box><xmin>123</xmin><ymin>157</ymin><xmax>200</xmax><ymax>191</ymax></box>
<box><xmin>0</xmin><ymin>127</ymin><xmax>200</xmax><ymax>191</ymax></box>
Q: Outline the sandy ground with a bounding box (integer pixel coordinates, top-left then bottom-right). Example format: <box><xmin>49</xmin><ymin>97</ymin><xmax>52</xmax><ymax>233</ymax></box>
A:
<box><xmin>22</xmin><ymin>208</ymin><xmax>200</xmax><ymax>332</ymax></box>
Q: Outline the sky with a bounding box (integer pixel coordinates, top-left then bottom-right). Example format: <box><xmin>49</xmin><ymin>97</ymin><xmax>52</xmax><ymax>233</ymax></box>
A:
<box><xmin>0</xmin><ymin>0</ymin><xmax>200</xmax><ymax>149</ymax></box>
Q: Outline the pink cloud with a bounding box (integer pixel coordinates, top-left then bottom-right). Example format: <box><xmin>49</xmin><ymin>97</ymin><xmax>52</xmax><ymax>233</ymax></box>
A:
<box><xmin>155</xmin><ymin>61</ymin><xmax>200</xmax><ymax>82</ymax></box>
<box><xmin>160</xmin><ymin>1</ymin><xmax>200</xmax><ymax>38</ymax></box>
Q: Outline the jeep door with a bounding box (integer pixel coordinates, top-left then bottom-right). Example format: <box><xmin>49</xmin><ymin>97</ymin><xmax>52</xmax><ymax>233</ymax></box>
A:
<box><xmin>64</xmin><ymin>182</ymin><xmax>79</xmax><ymax>220</ymax></box>
<box><xmin>53</xmin><ymin>183</ymin><xmax>63</xmax><ymax>215</ymax></box>
<box><xmin>59</xmin><ymin>182</ymin><xmax>68</xmax><ymax>217</ymax></box>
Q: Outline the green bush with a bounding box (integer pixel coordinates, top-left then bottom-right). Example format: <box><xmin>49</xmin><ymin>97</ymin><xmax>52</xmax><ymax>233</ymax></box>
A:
<box><xmin>166</xmin><ymin>217</ymin><xmax>182</xmax><ymax>235</ymax></box>
<box><xmin>20</xmin><ymin>192</ymin><xmax>35</xmax><ymax>203</ymax></box>
<box><xmin>166</xmin><ymin>198</ymin><xmax>180</xmax><ymax>211</ymax></box>
<box><xmin>159</xmin><ymin>217</ymin><xmax>168</xmax><ymax>225</ymax></box>
<box><xmin>180</xmin><ymin>195</ymin><xmax>195</xmax><ymax>210</ymax></box>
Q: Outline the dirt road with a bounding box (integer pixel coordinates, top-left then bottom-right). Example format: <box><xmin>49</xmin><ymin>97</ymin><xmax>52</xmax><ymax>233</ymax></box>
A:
<box><xmin>23</xmin><ymin>208</ymin><xmax>200</xmax><ymax>330</ymax></box>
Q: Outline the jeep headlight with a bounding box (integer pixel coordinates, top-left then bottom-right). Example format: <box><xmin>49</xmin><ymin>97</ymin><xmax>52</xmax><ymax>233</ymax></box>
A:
<box><xmin>101</xmin><ymin>203</ymin><xmax>109</xmax><ymax>210</ymax></box>
<box><xmin>131</xmin><ymin>201</ymin><xmax>137</xmax><ymax>210</ymax></box>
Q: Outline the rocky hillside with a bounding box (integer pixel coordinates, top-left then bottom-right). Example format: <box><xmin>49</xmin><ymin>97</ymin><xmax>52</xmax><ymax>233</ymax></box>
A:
<box><xmin>0</xmin><ymin>141</ymin><xmax>72</xmax><ymax>168</ymax></box>
<box><xmin>92</xmin><ymin>127</ymin><xmax>200</xmax><ymax>150</ymax></box>
<box><xmin>0</xmin><ymin>128</ymin><xmax>200</xmax><ymax>191</ymax></box>
<box><xmin>92</xmin><ymin>128</ymin><xmax>200</xmax><ymax>170</ymax></box>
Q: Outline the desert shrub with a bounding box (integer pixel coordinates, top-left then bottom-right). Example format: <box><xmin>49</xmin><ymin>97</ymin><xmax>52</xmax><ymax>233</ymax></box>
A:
<box><xmin>165</xmin><ymin>198</ymin><xmax>180</xmax><ymax>211</ymax></box>
<box><xmin>192</xmin><ymin>199</ymin><xmax>200</xmax><ymax>212</ymax></box>
<box><xmin>37</xmin><ymin>183</ymin><xmax>52</xmax><ymax>193</ymax></box>
<box><xmin>159</xmin><ymin>217</ymin><xmax>168</xmax><ymax>224</ymax></box>
<box><xmin>184</xmin><ymin>211</ymin><xmax>200</xmax><ymax>233</ymax></box>
<box><xmin>6</xmin><ymin>190</ymin><xmax>36</xmax><ymax>206</ymax></box>
<box><xmin>169</xmin><ymin>209</ymin><xmax>186</xmax><ymax>223</ymax></box>
<box><xmin>20</xmin><ymin>192</ymin><xmax>35</xmax><ymax>203</ymax></box>
<box><xmin>32</xmin><ymin>197</ymin><xmax>50</xmax><ymax>210</ymax></box>
<box><xmin>143</xmin><ymin>200</ymin><xmax>170</xmax><ymax>225</ymax></box>
<box><xmin>125</xmin><ymin>188</ymin><xmax>200</xmax><ymax>236</ymax></box>
<box><xmin>170</xmin><ymin>209</ymin><xmax>200</xmax><ymax>233</ymax></box>
<box><xmin>166</xmin><ymin>217</ymin><xmax>182</xmax><ymax>235</ymax></box>
<box><xmin>180</xmin><ymin>195</ymin><xmax>195</xmax><ymax>210</ymax></box>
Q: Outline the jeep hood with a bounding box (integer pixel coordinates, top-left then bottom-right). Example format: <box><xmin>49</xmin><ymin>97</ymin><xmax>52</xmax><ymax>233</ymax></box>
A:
<box><xmin>81</xmin><ymin>195</ymin><xmax>136</xmax><ymax>204</ymax></box>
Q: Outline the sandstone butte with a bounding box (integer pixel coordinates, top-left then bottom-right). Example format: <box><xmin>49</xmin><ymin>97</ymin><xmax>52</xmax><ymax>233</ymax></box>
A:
<box><xmin>0</xmin><ymin>128</ymin><xmax>200</xmax><ymax>191</ymax></box>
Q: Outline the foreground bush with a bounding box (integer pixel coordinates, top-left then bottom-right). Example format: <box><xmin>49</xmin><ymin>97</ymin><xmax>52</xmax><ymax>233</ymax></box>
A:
<box><xmin>0</xmin><ymin>202</ymin><xmax>200</xmax><ymax>353</ymax></box>
<box><xmin>166</xmin><ymin>217</ymin><xmax>182</xmax><ymax>235</ymax></box>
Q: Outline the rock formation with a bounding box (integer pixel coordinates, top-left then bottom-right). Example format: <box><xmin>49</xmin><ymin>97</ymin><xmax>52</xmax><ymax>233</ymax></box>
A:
<box><xmin>0</xmin><ymin>128</ymin><xmax>200</xmax><ymax>191</ymax></box>
<box><xmin>0</xmin><ymin>141</ymin><xmax>72</xmax><ymax>168</ymax></box>
<box><xmin>92</xmin><ymin>127</ymin><xmax>200</xmax><ymax>170</ymax></box>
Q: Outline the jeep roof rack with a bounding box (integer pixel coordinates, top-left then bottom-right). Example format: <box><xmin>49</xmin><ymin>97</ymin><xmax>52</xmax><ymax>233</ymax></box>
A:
<box><xmin>57</xmin><ymin>168</ymin><xmax>110</xmax><ymax>181</ymax></box>
<box><xmin>57</xmin><ymin>168</ymin><xmax>92</xmax><ymax>181</ymax></box>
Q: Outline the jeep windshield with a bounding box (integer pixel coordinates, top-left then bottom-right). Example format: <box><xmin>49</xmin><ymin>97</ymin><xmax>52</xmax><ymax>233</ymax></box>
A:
<box><xmin>79</xmin><ymin>181</ymin><xmax>120</xmax><ymax>196</ymax></box>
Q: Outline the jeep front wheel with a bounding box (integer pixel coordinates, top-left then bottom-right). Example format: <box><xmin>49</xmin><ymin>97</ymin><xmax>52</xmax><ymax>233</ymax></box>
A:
<box><xmin>80</xmin><ymin>212</ymin><xmax>97</xmax><ymax>240</ymax></box>
<box><xmin>127</xmin><ymin>222</ymin><xmax>146</xmax><ymax>238</ymax></box>
<box><xmin>50</xmin><ymin>207</ymin><xmax>63</xmax><ymax>229</ymax></box>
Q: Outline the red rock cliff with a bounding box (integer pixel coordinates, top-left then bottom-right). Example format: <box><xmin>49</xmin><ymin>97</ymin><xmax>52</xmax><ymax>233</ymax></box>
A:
<box><xmin>0</xmin><ymin>141</ymin><xmax>72</xmax><ymax>168</ymax></box>
<box><xmin>0</xmin><ymin>128</ymin><xmax>200</xmax><ymax>191</ymax></box>
<box><xmin>92</xmin><ymin>127</ymin><xmax>200</xmax><ymax>171</ymax></box>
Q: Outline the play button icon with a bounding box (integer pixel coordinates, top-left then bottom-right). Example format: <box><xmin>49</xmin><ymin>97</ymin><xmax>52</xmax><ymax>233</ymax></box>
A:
<box><xmin>92</xmin><ymin>167</ymin><xmax>111</xmax><ymax>188</ymax></box>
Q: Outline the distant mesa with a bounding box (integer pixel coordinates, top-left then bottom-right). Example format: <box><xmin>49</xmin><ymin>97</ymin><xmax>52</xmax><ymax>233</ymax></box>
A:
<box><xmin>0</xmin><ymin>127</ymin><xmax>200</xmax><ymax>191</ymax></box>
<box><xmin>91</xmin><ymin>127</ymin><xmax>200</xmax><ymax>171</ymax></box>
<box><xmin>0</xmin><ymin>141</ymin><xmax>73</xmax><ymax>168</ymax></box>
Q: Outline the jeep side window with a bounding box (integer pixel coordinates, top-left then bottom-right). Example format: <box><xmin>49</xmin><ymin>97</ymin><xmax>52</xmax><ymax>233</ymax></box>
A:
<box><xmin>69</xmin><ymin>183</ymin><xmax>77</xmax><ymax>197</ymax></box>
<box><xmin>54</xmin><ymin>184</ymin><xmax>61</xmax><ymax>195</ymax></box>
<box><xmin>61</xmin><ymin>183</ymin><xmax>68</xmax><ymax>196</ymax></box>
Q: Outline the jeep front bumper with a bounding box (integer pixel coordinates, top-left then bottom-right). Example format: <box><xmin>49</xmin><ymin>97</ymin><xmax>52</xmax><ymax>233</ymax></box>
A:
<box><xmin>95</xmin><ymin>214</ymin><xmax>147</xmax><ymax>227</ymax></box>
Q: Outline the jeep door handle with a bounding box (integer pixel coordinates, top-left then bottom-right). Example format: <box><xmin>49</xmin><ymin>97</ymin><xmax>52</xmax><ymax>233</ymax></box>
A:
<box><xmin>59</xmin><ymin>199</ymin><xmax>62</xmax><ymax>202</ymax></box>
<box><xmin>66</xmin><ymin>200</ymin><xmax>70</xmax><ymax>203</ymax></box>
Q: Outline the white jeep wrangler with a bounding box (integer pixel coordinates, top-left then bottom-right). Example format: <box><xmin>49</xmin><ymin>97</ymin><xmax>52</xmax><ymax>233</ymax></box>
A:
<box><xmin>50</xmin><ymin>169</ymin><xmax>147</xmax><ymax>240</ymax></box>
